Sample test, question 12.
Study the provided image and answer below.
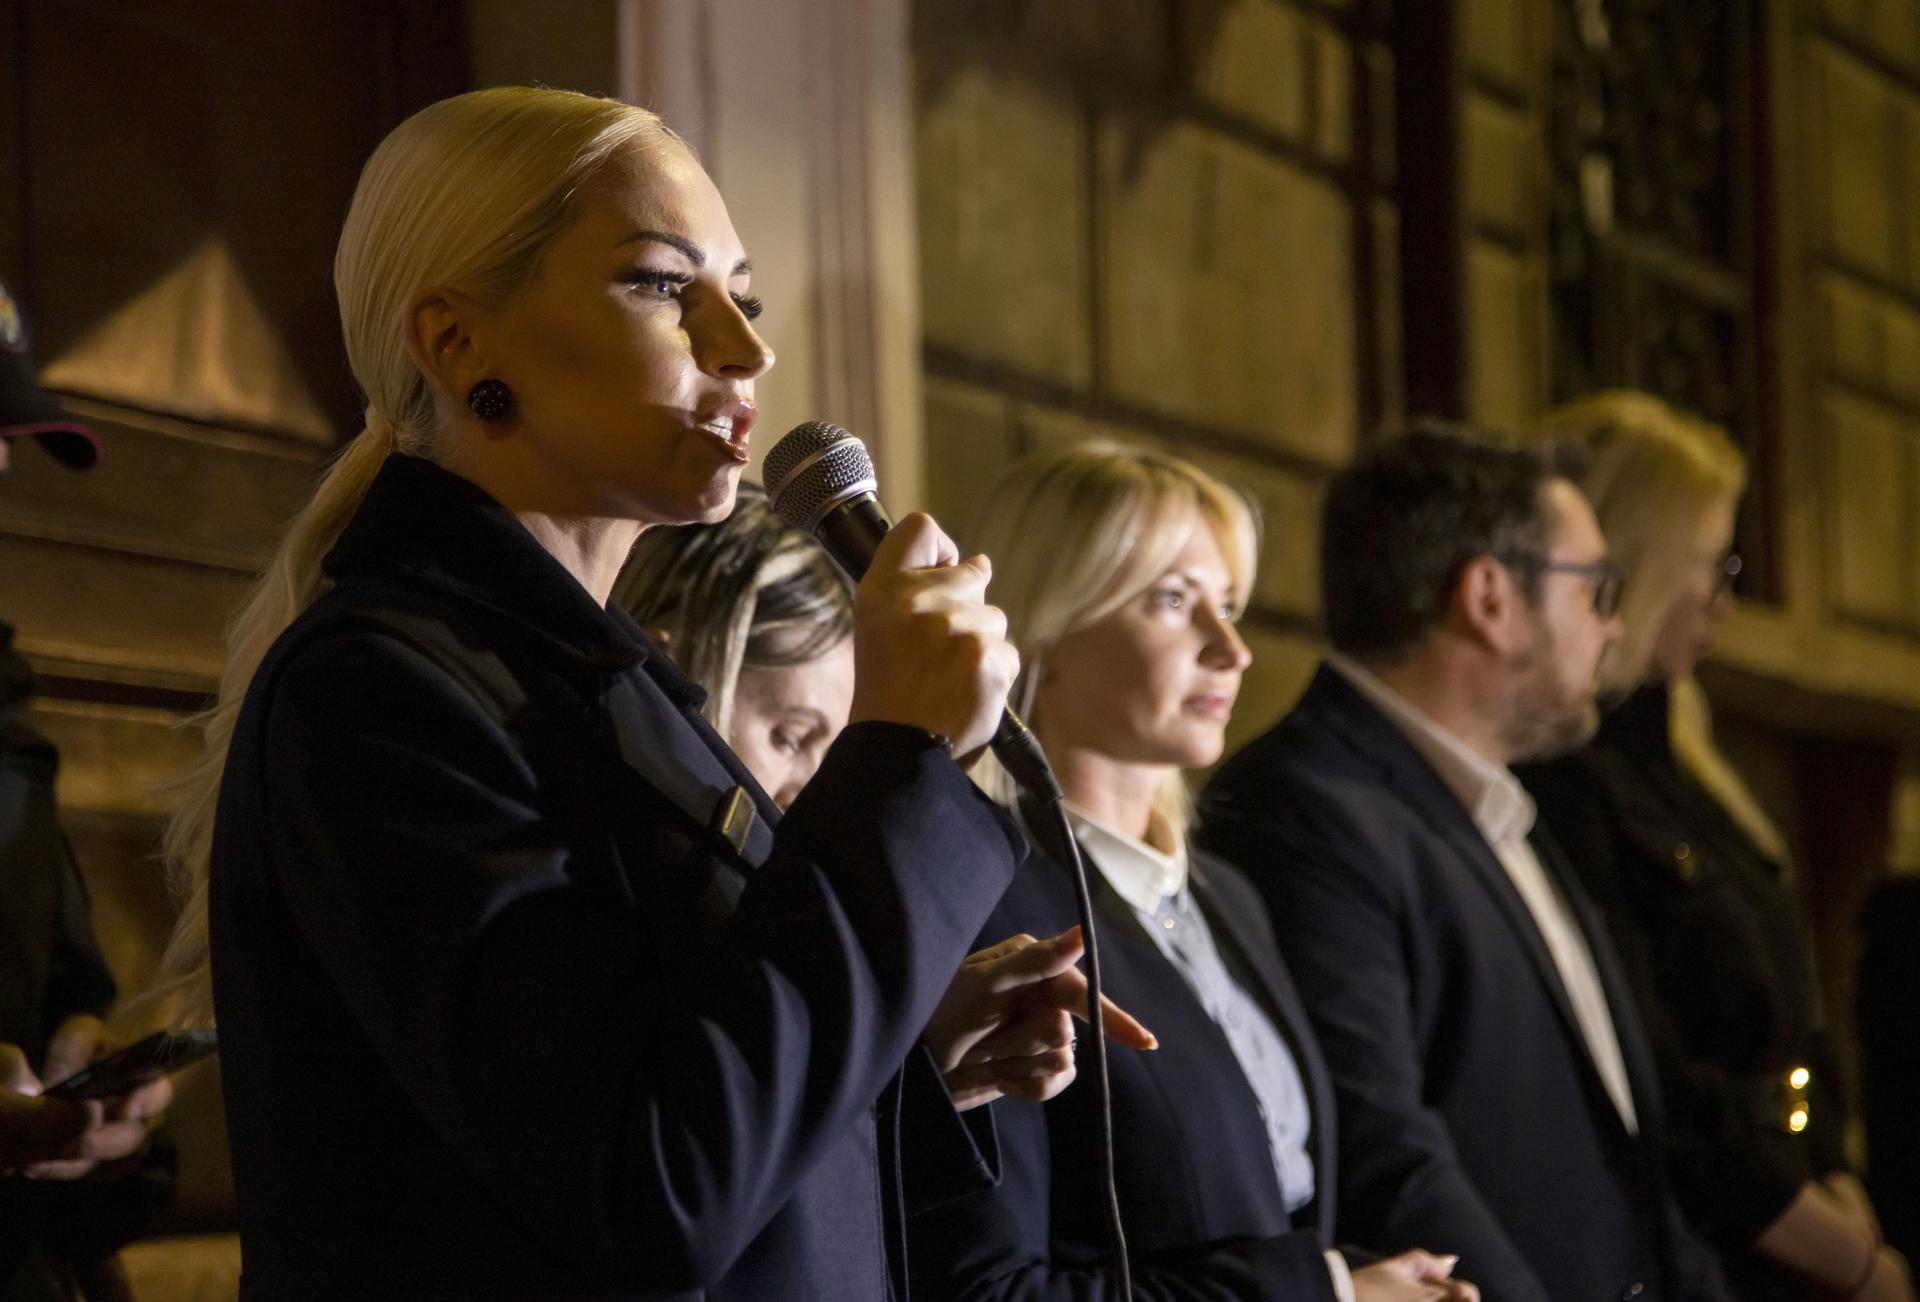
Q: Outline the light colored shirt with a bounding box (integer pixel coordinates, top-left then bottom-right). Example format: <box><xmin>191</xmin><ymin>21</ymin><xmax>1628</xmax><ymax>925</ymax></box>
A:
<box><xmin>1327</xmin><ymin>654</ymin><xmax>1640</xmax><ymax>1134</ymax></box>
<box><xmin>1066</xmin><ymin>806</ymin><xmax>1354</xmax><ymax>1302</ymax></box>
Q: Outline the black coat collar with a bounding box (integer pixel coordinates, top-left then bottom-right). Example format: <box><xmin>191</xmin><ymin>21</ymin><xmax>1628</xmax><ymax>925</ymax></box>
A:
<box><xmin>323</xmin><ymin>453</ymin><xmax>706</xmax><ymax>711</ymax></box>
<box><xmin>1596</xmin><ymin>681</ymin><xmax>1673</xmax><ymax>760</ymax></box>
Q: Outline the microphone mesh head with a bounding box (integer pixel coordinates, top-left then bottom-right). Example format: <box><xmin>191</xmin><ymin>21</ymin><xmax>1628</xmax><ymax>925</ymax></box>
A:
<box><xmin>763</xmin><ymin>420</ymin><xmax>851</xmax><ymax>494</ymax></box>
<box><xmin>766</xmin><ymin>421</ymin><xmax>879</xmax><ymax>532</ymax></box>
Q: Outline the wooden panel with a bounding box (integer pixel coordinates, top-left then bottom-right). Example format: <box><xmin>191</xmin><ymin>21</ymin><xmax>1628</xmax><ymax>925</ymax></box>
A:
<box><xmin>1187</xmin><ymin>0</ymin><xmax>1311</xmax><ymax>140</ymax></box>
<box><xmin>1822</xmin><ymin>272</ymin><xmax>1889</xmax><ymax>388</ymax></box>
<box><xmin>1465</xmin><ymin>92</ymin><xmax>1532</xmax><ymax>235</ymax></box>
<box><xmin>1824</xmin><ymin>390</ymin><xmax>1913</xmax><ymax>626</ymax></box>
<box><xmin>18</xmin><ymin>1</ymin><xmax>466</xmax><ymax>438</ymax></box>
<box><xmin>0</xmin><ymin>534</ymin><xmax>250</xmax><ymax>689</ymax></box>
<box><xmin>1308</xmin><ymin>12</ymin><xmax>1354</xmax><ymax>165</ymax></box>
<box><xmin>1467</xmin><ymin>239</ymin><xmax>1539</xmax><ymax>432</ymax></box>
<box><xmin>0</xmin><ymin>402</ymin><xmax>322</xmax><ymax>570</ymax></box>
<box><xmin>1819</xmin><ymin>42</ymin><xmax>1901</xmax><ymax>279</ymax></box>
<box><xmin>1462</xmin><ymin>0</ymin><xmax>1529</xmax><ymax>90</ymax></box>
<box><xmin>32</xmin><ymin>698</ymin><xmax>204</xmax><ymax>818</ymax></box>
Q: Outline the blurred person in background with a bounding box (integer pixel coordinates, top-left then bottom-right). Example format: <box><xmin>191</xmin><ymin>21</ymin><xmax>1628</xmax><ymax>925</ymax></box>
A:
<box><xmin>907</xmin><ymin>442</ymin><xmax>1478</xmax><ymax>1302</ymax></box>
<box><xmin>613</xmin><ymin>480</ymin><xmax>856</xmax><ymax>814</ymax></box>
<box><xmin>1523</xmin><ymin>391</ymin><xmax>1911</xmax><ymax>1302</ymax></box>
<box><xmin>0</xmin><ymin>277</ymin><xmax>175</xmax><ymax>1302</ymax></box>
<box><xmin>1201</xmin><ymin>426</ymin><xmax>1732</xmax><ymax>1302</ymax></box>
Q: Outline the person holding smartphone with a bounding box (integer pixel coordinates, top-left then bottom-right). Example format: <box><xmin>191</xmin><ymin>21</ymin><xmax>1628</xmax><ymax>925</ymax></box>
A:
<box><xmin>0</xmin><ymin>278</ymin><xmax>174</xmax><ymax>1301</ymax></box>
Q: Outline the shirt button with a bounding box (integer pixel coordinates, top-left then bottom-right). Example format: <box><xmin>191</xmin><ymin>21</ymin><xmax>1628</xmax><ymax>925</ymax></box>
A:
<box><xmin>1621</xmin><ymin>1284</ymin><xmax>1645</xmax><ymax>1300</ymax></box>
<box><xmin>1161</xmin><ymin>916</ymin><xmax>1177</xmax><ymax>930</ymax></box>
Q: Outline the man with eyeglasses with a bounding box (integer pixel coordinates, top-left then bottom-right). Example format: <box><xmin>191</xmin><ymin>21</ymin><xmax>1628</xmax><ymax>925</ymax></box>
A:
<box><xmin>1199</xmin><ymin>424</ymin><xmax>1733</xmax><ymax>1302</ymax></box>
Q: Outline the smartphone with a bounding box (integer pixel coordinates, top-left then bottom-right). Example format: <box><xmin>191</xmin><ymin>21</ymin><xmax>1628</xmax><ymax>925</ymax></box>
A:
<box><xmin>43</xmin><ymin>1030</ymin><xmax>218</xmax><ymax>1101</ymax></box>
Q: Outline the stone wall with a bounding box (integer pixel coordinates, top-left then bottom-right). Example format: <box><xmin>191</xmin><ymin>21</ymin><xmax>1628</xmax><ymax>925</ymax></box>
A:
<box><xmin>913</xmin><ymin>0</ymin><xmax>1399</xmax><ymax>750</ymax></box>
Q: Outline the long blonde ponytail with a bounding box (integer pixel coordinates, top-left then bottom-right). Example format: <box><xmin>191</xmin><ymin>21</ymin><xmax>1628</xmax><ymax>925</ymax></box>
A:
<box><xmin>148</xmin><ymin>88</ymin><xmax>673</xmax><ymax>1026</ymax></box>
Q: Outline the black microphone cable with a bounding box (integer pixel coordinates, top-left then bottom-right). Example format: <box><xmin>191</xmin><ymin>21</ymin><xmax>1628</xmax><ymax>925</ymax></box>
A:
<box><xmin>767</xmin><ymin>422</ymin><xmax>1132</xmax><ymax>1296</ymax></box>
<box><xmin>1016</xmin><ymin>777</ymin><xmax>1132</xmax><ymax>1300</ymax></box>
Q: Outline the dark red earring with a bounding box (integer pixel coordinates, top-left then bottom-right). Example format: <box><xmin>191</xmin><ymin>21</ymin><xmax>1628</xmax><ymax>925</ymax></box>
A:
<box><xmin>467</xmin><ymin>378</ymin><xmax>513</xmax><ymax>420</ymax></box>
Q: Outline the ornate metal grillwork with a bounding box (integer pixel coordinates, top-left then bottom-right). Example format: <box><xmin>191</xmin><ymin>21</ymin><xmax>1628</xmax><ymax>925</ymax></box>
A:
<box><xmin>1549</xmin><ymin>0</ymin><xmax>1768</xmax><ymax>591</ymax></box>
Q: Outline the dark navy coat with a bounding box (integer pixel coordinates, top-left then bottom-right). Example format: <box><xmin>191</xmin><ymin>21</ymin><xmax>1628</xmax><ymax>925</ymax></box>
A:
<box><xmin>909</xmin><ymin>833</ymin><xmax>1341</xmax><ymax>1300</ymax></box>
<box><xmin>1522</xmin><ymin>683</ymin><xmax>1849</xmax><ymax>1301</ymax></box>
<box><xmin>208</xmin><ymin>455</ymin><xmax>1023</xmax><ymax>1300</ymax></box>
<box><xmin>1198</xmin><ymin>666</ymin><xmax>1730</xmax><ymax>1302</ymax></box>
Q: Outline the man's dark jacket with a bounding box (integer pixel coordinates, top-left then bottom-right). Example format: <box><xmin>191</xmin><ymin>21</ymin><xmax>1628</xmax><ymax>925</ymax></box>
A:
<box><xmin>1197</xmin><ymin>665</ymin><xmax>1731</xmax><ymax>1302</ymax></box>
<box><xmin>0</xmin><ymin>625</ymin><xmax>175</xmax><ymax>1301</ymax></box>
<box><xmin>208</xmin><ymin>455</ymin><xmax>1023</xmax><ymax>1300</ymax></box>
<box><xmin>909</xmin><ymin>833</ymin><xmax>1341</xmax><ymax>1300</ymax></box>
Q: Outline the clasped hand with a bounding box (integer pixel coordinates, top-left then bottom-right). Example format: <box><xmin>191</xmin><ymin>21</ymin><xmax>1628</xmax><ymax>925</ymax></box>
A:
<box><xmin>0</xmin><ymin>1015</ymin><xmax>171</xmax><ymax>1179</ymax></box>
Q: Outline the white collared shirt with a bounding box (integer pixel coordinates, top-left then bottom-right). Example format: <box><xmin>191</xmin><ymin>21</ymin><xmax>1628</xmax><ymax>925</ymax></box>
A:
<box><xmin>1327</xmin><ymin>655</ymin><xmax>1640</xmax><ymax>1134</ymax></box>
<box><xmin>1064</xmin><ymin>806</ymin><xmax>1353</xmax><ymax>1302</ymax></box>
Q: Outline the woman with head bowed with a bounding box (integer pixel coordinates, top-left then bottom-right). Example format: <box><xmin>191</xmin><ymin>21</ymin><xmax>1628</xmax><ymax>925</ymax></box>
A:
<box><xmin>906</xmin><ymin>442</ymin><xmax>1477</xmax><ymax>1302</ymax></box>
<box><xmin>1523</xmin><ymin>391</ymin><xmax>1913</xmax><ymax>1302</ymax></box>
<box><xmin>614</xmin><ymin>481</ymin><xmax>857</xmax><ymax>815</ymax></box>
<box><xmin>145</xmin><ymin>86</ymin><xmax>1131</xmax><ymax>1301</ymax></box>
<box><xmin>616</xmin><ymin>482</ymin><xmax>1145</xmax><ymax>1105</ymax></box>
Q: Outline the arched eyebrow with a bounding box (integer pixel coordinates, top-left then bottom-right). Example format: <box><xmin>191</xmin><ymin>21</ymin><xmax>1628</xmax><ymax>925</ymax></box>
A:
<box><xmin>616</xmin><ymin>228</ymin><xmax>752</xmax><ymax>275</ymax></box>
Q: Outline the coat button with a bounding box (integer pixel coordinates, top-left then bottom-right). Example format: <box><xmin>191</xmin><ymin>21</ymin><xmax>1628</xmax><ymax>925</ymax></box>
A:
<box><xmin>1672</xmin><ymin>842</ymin><xmax>1696</xmax><ymax>881</ymax></box>
<box><xmin>1620</xmin><ymin>1284</ymin><xmax>1645</xmax><ymax>1300</ymax></box>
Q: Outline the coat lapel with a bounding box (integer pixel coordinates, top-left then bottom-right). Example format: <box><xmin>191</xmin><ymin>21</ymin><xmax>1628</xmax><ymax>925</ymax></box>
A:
<box><xmin>594</xmin><ymin>650</ymin><xmax>778</xmax><ymax>921</ymax></box>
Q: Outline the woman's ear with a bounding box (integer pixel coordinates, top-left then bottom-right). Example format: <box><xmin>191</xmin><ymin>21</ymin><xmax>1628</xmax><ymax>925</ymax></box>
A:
<box><xmin>403</xmin><ymin>289</ymin><xmax>491</xmax><ymax>408</ymax></box>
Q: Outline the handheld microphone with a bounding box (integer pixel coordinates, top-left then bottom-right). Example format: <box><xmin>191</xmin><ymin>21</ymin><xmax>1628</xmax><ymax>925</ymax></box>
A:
<box><xmin>764</xmin><ymin>421</ymin><xmax>1058</xmax><ymax>800</ymax></box>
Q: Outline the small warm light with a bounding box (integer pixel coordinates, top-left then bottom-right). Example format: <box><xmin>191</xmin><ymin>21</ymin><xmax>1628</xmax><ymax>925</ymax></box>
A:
<box><xmin>1788</xmin><ymin>1107</ymin><xmax>1810</xmax><ymax>1133</ymax></box>
<box><xmin>1788</xmin><ymin>1066</ymin><xmax>1811</xmax><ymax>1090</ymax></box>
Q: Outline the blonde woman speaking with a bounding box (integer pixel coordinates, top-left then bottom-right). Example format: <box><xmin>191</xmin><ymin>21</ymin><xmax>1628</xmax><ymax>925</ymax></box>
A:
<box><xmin>147</xmin><ymin>87</ymin><xmax>1105</xmax><ymax>1301</ymax></box>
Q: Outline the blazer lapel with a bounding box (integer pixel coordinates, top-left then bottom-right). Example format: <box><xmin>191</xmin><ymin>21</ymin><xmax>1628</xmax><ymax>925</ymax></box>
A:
<box><xmin>1191</xmin><ymin>859</ymin><xmax>1340</xmax><ymax>1242</ymax></box>
<box><xmin>1078</xmin><ymin>858</ymin><xmax>1302</xmax><ymax>1221</ymax></box>
<box><xmin>1309</xmin><ymin>669</ymin><xmax>1629</xmax><ymax>1138</ymax></box>
<box><xmin>1532</xmin><ymin>819</ymin><xmax>1666</xmax><ymax>1152</ymax></box>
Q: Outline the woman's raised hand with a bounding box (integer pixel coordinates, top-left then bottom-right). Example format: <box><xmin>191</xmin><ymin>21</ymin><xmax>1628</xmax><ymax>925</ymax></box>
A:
<box><xmin>848</xmin><ymin>512</ymin><xmax>1019</xmax><ymax>766</ymax></box>
<box><xmin>923</xmin><ymin>928</ymin><xmax>1157</xmax><ymax>1112</ymax></box>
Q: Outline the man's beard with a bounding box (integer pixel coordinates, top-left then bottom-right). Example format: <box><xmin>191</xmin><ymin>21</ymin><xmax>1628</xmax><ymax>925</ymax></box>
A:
<box><xmin>1501</xmin><ymin>613</ymin><xmax>1601</xmax><ymax>762</ymax></box>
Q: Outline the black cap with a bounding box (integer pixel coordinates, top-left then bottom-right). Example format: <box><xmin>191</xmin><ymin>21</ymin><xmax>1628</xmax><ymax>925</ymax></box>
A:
<box><xmin>0</xmin><ymin>278</ymin><xmax>99</xmax><ymax>470</ymax></box>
